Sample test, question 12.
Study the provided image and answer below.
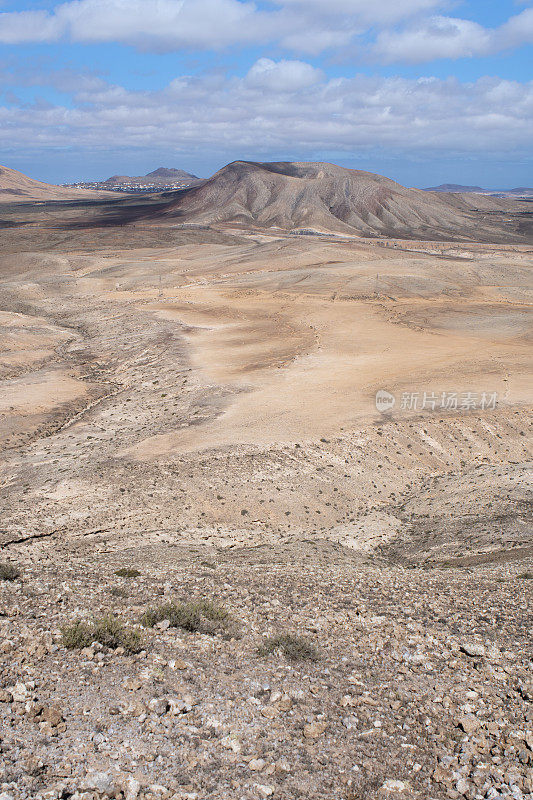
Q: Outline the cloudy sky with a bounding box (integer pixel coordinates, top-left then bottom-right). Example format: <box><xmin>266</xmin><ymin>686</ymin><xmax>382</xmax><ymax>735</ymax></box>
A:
<box><xmin>0</xmin><ymin>0</ymin><xmax>532</xmax><ymax>187</ymax></box>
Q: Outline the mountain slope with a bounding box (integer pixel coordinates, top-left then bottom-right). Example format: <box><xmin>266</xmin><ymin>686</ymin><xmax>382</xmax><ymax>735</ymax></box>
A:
<box><xmin>158</xmin><ymin>160</ymin><xmax>525</xmax><ymax>240</ymax></box>
<box><xmin>0</xmin><ymin>165</ymin><xmax>118</xmax><ymax>203</ymax></box>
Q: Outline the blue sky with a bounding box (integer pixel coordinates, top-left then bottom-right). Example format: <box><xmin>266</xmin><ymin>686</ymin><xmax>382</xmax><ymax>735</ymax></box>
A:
<box><xmin>0</xmin><ymin>0</ymin><xmax>531</xmax><ymax>187</ymax></box>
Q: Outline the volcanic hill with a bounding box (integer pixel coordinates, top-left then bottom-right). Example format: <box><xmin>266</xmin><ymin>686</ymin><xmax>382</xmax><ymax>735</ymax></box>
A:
<box><xmin>102</xmin><ymin>167</ymin><xmax>200</xmax><ymax>188</ymax></box>
<box><xmin>158</xmin><ymin>160</ymin><xmax>527</xmax><ymax>241</ymax></box>
<box><xmin>0</xmin><ymin>164</ymin><xmax>120</xmax><ymax>203</ymax></box>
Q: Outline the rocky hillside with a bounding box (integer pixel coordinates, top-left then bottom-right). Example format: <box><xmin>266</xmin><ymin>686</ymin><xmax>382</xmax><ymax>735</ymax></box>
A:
<box><xmin>159</xmin><ymin>161</ymin><xmax>526</xmax><ymax>240</ymax></box>
<box><xmin>0</xmin><ymin>165</ymin><xmax>119</xmax><ymax>203</ymax></box>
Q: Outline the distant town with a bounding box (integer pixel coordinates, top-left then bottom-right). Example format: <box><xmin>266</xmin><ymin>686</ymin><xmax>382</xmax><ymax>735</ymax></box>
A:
<box><xmin>61</xmin><ymin>180</ymin><xmax>198</xmax><ymax>193</ymax></box>
<box><xmin>61</xmin><ymin>166</ymin><xmax>201</xmax><ymax>193</ymax></box>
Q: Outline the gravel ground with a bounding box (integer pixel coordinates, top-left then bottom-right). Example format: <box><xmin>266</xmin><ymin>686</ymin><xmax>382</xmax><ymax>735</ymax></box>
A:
<box><xmin>0</xmin><ymin>541</ymin><xmax>531</xmax><ymax>800</ymax></box>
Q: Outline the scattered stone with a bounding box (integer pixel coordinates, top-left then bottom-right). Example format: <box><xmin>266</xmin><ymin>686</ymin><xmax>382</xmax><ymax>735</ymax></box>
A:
<box><xmin>303</xmin><ymin>721</ymin><xmax>327</xmax><ymax>738</ymax></box>
<box><xmin>253</xmin><ymin>784</ymin><xmax>274</xmax><ymax>797</ymax></box>
<box><xmin>81</xmin><ymin>770</ymin><xmax>116</xmax><ymax>796</ymax></box>
<box><xmin>456</xmin><ymin>714</ymin><xmax>480</xmax><ymax>734</ymax></box>
<box><xmin>168</xmin><ymin>658</ymin><xmax>188</xmax><ymax>670</ymax></box>
<box><xmin>380</xmin><ymin>779</ymin><xmax>411</xmax><ymax>793</ymax></box>
<box><xmin>148</xmin><ymin>698</ymin><xmax>169</xmax><ymax>715</ymax></box>
<box><xmin>221</xmin><ymin>735</ymin><xmax>242</xmax><ymax>753</ymax></box>
<box><xmin>9</xmin><ymin>681</ymin><xmax>30</xmax><ymax>702</ymax></box>
<box><xmin>249</xmin><ymin>759</ymin><xmax>266</xmax><ymax>772</ymax></box>
<box><xmin>460</xmin><ymin>642</ymin><xmax>486</xmax><ymax>658</ymax></box>
<box><xmin>124</xmin><ymin>677</ymin><xmax>143</xmax><ymax>691</ymax></box>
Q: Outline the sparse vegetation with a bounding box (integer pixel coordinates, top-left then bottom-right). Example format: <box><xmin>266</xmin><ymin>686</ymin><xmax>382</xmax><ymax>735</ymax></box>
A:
<box><xmin>109</xmin><ymin>586</ymin><xmax>128</xmax><ymax>597</ymax></box>
<box><xmin>258</xmin><ymin>633</ymin><xmax>319</xmax><ymax>661</ymax></box>
<box><xmin>0</xmin><ymin>562</ymin><xmax>21</xmax><ymax>581</ymax></box>
<box><xmin>61</xmin><ymin>615</ymin><xmax>143</xmax><ymax>653</ymax></box>
<box><xmin>140</xmin><ymin>598</ymin><xmax>233</xmax><ymax>636</ymax></box>
<box><xmin>114</xmin><ymin>567</ymin><xmax>141</xmax><ymax>578</ymax></box>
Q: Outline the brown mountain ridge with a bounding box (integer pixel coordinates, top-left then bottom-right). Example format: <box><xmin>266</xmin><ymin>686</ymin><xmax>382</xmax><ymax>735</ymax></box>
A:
<box><xmin>155</xmin><ymin>160</ymin><xmax>529</xmax><ymax>241</ymax></box>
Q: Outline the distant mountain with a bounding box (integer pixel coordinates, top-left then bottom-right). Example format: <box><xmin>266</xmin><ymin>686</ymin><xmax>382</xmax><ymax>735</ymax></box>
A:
<box><xmin>425</xmin><ymin>184</ymin><xmax>485</xmax><ymax>193</ymax></box>
<box><xmin>425</xmin><ymin>183</ymin><xmax>533</xmax><ymax>199</ymax></box>
<box><xmin>145</xmin><ymin>167</ymin><xmax>198</xmax><ymax>181</ymax></box>
<box><xmin>102</xmin><ymin>168</ymin><xmax>200</xmax><ymax>189</ymax></box>
<box><xmin>0</xmin><ymin>164</ymin><xmax>119</xmax><ymax>203</ymax></box>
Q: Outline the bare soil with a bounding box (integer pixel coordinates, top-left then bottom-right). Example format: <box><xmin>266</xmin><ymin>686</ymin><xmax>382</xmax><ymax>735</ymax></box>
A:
<box><xmin>0</xmin><ymin>195</ymin><xmax>531</xmax><ymax>800</ymax></box>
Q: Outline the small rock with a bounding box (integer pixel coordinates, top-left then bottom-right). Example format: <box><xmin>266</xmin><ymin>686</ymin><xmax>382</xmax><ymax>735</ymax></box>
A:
<box><xmin>253</xmin><ymin>784</ymin><xmax>274</xmax><ymax>797</ymax></box>
<box><xmin>433</xmin><ymin>765</ymin><xmax>452</xmax><ymax>786</ymax></box>
<box><xmin>147</xmin><ymin>784</ymin><xmax>168</xmax><ymax>796</ymax></box>
<box><xmin>303</xmin><ymin>721</ymin><xmax>327</xmax><ymax>738</ymax></box>
<box><xmin>81</xmin><ymin>770</ymin><xmax>116</xmax><ymax>796</ymax></box>
<box><xmin>168</xmin><ymin>658</ymin><xmax>188</xmax><ymax>670</ymax></box>
<box><xmin>148</xmin><ymin>698</ymin><xmax>169</xmax><ymax>715</ymax></box>
<box><xmin>380</xmin><ymin>779</ymin><xmax>411</xmax><ymax>793</ymax></box>
<box><xmin>261</xmin><ymin>706</ymin><xmax>279</xmax><ymax>719</ymax></box>
<box><xmin>23</xmin><ymin>754</ymin><xmax>45</xmax><ymax>776</ymax></box>
<box><xmin>124</xmin><ymin>677</ymin><xmax>142</xmax><ymax>691</ymax></box>
<box><xmin>0</xmin><ymin>689</ymin><xmax>13</xmax><ymax>703</ymax></box>
<box><xmin>40</xmin><ymin>706</ymin><xmax>64</xmax><ymax>727</ymax></box>
<box><xmin>456</xmin><ymin>714</ymin><xmax>480</xmax><ymax>734</ymax></box>
<box><xmin>249</xmin><ymin>758</ymin><xmax>266</xmax><ymax>771</ymax></box>
<box><xmin>460</xmin><ymin>642</ymin><xmax>486</xmax><ymax>658</ymax></box>
<box><xmin>220</xmin><ymin>735</ymin><xmax>242</xmax><ymax>754</ymax></box>
<box><xmin>342</xmin><ymin>715</ymin><xmax>358</xmax><ymax>729</ymax></box>
<box><xmin>10</xmin><ymin>682</ymin><xmax>30</xmax><ymax>702</ymax></box>
<box><xmin>168</xmin><ymin>698</ymin><xmax>189</xmax><ymax>715</ymax></box>
<box><xmin>122</xmin><ymin>776</ymin><xmax>141</xmax><ymax>800</ymax></box>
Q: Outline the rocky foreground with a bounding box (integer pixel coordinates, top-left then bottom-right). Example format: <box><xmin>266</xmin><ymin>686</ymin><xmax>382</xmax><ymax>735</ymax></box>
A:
<box><xmin>0</xmin><ymin>541</ymin><xmax>531</xmax><ymax>800</ymax></box>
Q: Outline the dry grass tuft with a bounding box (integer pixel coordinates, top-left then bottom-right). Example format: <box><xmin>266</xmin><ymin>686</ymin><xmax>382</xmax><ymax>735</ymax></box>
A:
<box><xmin>114</xmin><ymin>567</ymin><xmax>141</xmax><ymax>578</ymax></box>
<box><xmin>140</xmin><ymin>598</ymin><xmax>235</xmax><ymax>636</ymax></box>
<box><xmin>0</xmin><ymin>562</ymin><xmax>21</xmax><ymax>581</ymax></box>
<box><xmin>61</xmin><ymin>615</ymin><xmax>143</xmax><ymax>653</ymax></box>
<box><xmin>258</xmin><ymin>633</ymin><xmax>319</xmax><ymax>661</ymax></box>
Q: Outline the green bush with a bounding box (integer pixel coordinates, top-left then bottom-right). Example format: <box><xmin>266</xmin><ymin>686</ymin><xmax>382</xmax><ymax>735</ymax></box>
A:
<box><xmin>114</xmin><ymin>567</ymin><xmax>141</xmax><ymax>578</ymax></box>
<box><xmin>140</xmin><ymin>599</ymin><xmax>232</xmax><ymax>635</ymax></box>
<box><xmin>62</xmin><ymin>615</ymin><xmax>142</xmax><ymax>653</ymax></box>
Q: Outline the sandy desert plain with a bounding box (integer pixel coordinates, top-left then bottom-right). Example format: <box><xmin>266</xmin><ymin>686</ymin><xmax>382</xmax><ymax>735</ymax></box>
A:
<box><xmin>0</xmin><ymin>162</ymin><xmax>532</xmax><ymax>800</ymax></box>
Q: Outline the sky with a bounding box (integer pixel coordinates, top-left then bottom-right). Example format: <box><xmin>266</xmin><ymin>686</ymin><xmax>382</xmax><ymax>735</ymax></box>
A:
<box><xmin>0</xmin><ymin>0</ymin><xmax>532</xmax><ymax>187</ymax></box>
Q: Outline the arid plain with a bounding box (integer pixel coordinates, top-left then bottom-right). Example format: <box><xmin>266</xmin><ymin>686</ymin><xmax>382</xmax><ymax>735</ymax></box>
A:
<box><xmin>0</xmin><ymin>167</ymin><xmax>532</xmax><ymax>800</ymax></box>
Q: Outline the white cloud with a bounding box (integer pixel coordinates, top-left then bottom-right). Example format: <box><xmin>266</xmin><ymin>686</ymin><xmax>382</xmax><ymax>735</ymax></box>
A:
<box><xmin>0</xmin><ymin>64</ymin><xmax>531</xmax><ymax>161</ymax></box>
<box><xmin>57</xmin><ymin>0</ymin><xmax>273</xmax><ymax>50</ymax></box>
<box><xmin>1</xmin><ymin>0</ymin><xmax>532</xmax><ymax>63</ymax></box>
<box><xmin>245</xmin><ymin>58</ymin><xmax>323</xmax><ymax>91</ymax></box>
<box><xmin>373</xmin><ymin>6</ymin><xmax>533</xmax><ymax>64</ymax></box>
<box><xmin>374</xmin><ymin>16</ymin><xmax>493</xmax><ymax>63</ymax></box>
<box><xmin>0</xmin><ymin>0</ymin><xmax>275</xmax><ymax>49</ymax></box>
<box><xmin>273</xmin><ymin>0</ymin><xmax>443</xmax><ymax>25</ymax></box>
<box><xmin>0</xmin><ymin>10</ymin><xmax>62</xmax><ymax>43</ymax></box>
<box><xmin>498</xmin><ymin>7</ymin><xmax>533</xmax><ymax>49</ymax></box>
